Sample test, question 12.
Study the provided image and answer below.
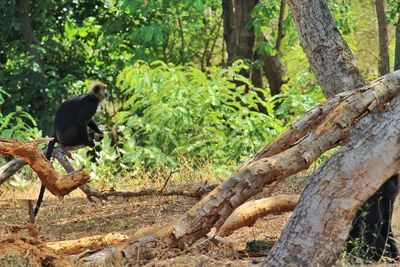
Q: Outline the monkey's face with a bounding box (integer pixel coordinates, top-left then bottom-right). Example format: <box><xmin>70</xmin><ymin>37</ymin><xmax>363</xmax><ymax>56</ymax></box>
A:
<box><xmin>382</xmin><ymin>174</ymin><xmax>399</xmax><ymax>198</ymax></box>
<box><xmin>92</xmin><ymin>83</ymin><xmax>107</xmax><ymax>101</ymax></box>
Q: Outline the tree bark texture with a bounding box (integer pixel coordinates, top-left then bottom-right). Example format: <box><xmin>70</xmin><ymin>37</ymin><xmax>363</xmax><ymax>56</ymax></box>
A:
<box><xmin>287</xmin><ymin>0</ymin><xmax>365</xmax><ymax>98</ymax></box>
<box><xmin>375</xmin><ymin>0</ymin><xmax>390</xmax><ymax>75</ymax></box>
<box><xmin>264</xmin><ymin>89</ymin><xmax>400</xmax><ymax>267</ymax></box>
<box><xmin>261</xmin><ymin>51</ymin><xmax>286</xmax><ymax>96</ymax></box>
<box><xmin>234</xmin><ymin>0</ymin><xmax>257</xmax><ymax>63</ymax></box>
<box><xmin>395</xmin><ymin>19</ymin><xmax>400</xmax><ymax>71</ymax></box>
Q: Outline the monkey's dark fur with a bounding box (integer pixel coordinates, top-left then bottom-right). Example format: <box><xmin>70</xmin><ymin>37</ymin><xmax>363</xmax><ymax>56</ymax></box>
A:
<box><xmin>34</xmin><ymin>82</ymin><xmax>106</xmax><ymax>217</ymax></box>
<box><xmin>347</xmin><ymin>174</ymin><xmax>399</xmax><ymax>262</ymax></box>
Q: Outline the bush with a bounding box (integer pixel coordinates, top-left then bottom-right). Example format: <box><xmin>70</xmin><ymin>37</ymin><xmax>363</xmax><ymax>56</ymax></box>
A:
<box><xmin>113</xmin><ymin>61</ymin><xmax>285</xmax><ymax>172</ymax></box>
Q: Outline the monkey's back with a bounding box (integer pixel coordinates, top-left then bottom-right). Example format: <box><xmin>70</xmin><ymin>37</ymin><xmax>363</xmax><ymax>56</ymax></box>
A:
<box><xmin>54</xmin><ymin>94</ymin><xmax>99</xmax><ymax>133</ymax></box>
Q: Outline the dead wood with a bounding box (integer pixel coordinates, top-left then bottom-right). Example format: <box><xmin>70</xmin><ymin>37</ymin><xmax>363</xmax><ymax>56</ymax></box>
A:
<box><xmin>1</xmin><ymin>143</ymin><xmax>216</xmax><ymax>201</ymax></box>
<box><xmin>218</xmin><ymin>195</ymin><xmax>299</xmax><ymax>237</ymax></box>
<box><xmin>0</xmin><ymin>137</ymin><xmax>89</xmax><ymax>198</ymax></box>
<box><xmin>74</xmin><ymin>71</ymin><xmax>400</xmax><ymax>264</ymax></box>
<box><xmin>168</xmin><ymin>71</ymin><xmax>400</xmax><ymax>247</ymax></box>
<box><xmin>46</xmin><ymin>233</ymin><xmax>129</xmax><ymax>255</ymax></box>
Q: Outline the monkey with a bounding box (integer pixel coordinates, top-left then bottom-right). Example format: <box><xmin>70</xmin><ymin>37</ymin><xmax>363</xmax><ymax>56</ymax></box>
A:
<box><xmin>347</xmin><ymin>174</ymin><xmax>399</xmax><ymax>262</ymax></box>
<box><xmin>33</xmin><ymin>81</ymin><xmax>107</xmax><ymax>217</ymax></box>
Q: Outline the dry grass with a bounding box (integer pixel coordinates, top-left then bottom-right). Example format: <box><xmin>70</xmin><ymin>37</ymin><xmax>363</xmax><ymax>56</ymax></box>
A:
<box><xmin>0</xmin><ymin>167</ymin><xmax>399</xmax><ymax>266</ymax></box>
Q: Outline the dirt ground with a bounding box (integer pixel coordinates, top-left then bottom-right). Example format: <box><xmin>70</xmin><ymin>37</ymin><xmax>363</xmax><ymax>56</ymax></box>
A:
<box><xmin>0</xmin><ymin>181</ymin><xmax>399</xmax><ymax>266</ymax></box>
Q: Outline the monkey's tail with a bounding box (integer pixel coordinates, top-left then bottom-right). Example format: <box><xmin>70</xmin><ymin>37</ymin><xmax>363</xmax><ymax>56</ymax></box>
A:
<box><xmin>34</xmin><ymin>138</ymin><xmax>56</xmax><ymax>217</ymax></box>
<box><xmin>34</xmin><ymin>185</ymin><xmax>46</xmax><ymax>217</ymax></box>
<box><xmin>45</xmin><ymin>138</ymin><xmax>56</xmax><ymax>160</ymax></box>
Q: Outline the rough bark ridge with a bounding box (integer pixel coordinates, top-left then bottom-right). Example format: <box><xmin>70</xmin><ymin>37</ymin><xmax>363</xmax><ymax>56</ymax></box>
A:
<box><xmin>264</xmin><ymin>0</ymin><xmax>397</xmax><ymax>265</ymax></box>
<box><xmin>287</xmin><ymin>0</ymin><xmax>365</xmax><ymax>98</ymax></box>
<box><xmin>264</xmin><ymin>87</ymin><xmax>400</xmax><ymax>267</ymax></box>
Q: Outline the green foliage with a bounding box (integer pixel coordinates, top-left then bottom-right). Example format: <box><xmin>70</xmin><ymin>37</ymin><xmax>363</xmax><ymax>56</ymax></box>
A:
<box><xmin>276</xmin><ymin>70</ymin><xmax>325</xmax><ymax>121</ymax></box>
<box><xmin>329</xmin><ymin>1</ymin><xmax>355</xmax><ymax>35</ymax></box>
<box><xmin>387</xmin><ymin>0</ymin><xmax>400</xmax><ymax>22</ymax></box>
<box><xmin>0</xmin><ymin>88</ymin><xmax>41</xmax><ymax>140</ymax></box>
<box><xmin>114</xmin><ymin>61</ymin><xmax>284</xmax><ymax>171</ymax></box>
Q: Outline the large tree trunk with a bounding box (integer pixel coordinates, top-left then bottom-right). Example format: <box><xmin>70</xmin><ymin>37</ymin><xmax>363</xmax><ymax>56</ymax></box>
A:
<box><xmin>264</xmin><ymin>94</ymin><xmax>400</xmax><ymax>266</ymax></box>
<box><xmin>169</xmin><ymin>72</ymin><xmax>400</xmax><ymax>246</ymax></box>
<box><xmin>287</xmin><ymin>0</ymin><xmax>364</xmax><ymax>98</ymax></box>
<box><xmin>375</xmin><ymin>0</ymin><xmax>390</xmax><ymax>75</ymax></box>
<box><xmin>264</xmin><ymin>0</ymin><xmax>395</xmax><ymax>265</ymax></box>
<box><xmin>222</xmin><ymin>0</ymin><xmax>237</xmax><ymax>66</ymax></box>
<box><xmin>222</xmin><ymin>0</ymin><xmax>286</xmax><ymax>97</ymax></box>
<box><xmin>261</xmin><ymin>51</ymin><xmax>286</xmax><ymax>96</ymax></box>
<box><xmin>69</xmin><ymin>0</ymin><xmax>400</xmax><ymax>264</ymax></box>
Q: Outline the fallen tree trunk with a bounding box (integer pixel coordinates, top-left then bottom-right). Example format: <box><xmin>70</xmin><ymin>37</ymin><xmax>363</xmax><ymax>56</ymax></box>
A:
<box><xmin>218</xmin><ymin>195</ymin><xmax>299</xmax><ymax>237</ymax></box>
<box><xmin>75</xmin><ymin>71</ymin><xmax>400</xmax><ymax>264</ymax></box>
<box><xmin>47</xmin><ymin>233</ymin><xmax>129</xmax><ymax>255</ymax></box>
<box><xmin>0</xmin><ymin>138</ymin><xmax>89</xmax><ymax>198</ymax></box>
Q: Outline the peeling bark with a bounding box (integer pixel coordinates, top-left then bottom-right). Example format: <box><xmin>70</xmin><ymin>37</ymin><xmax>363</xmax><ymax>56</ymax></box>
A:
<box><xmin>47</xmin><ymin>233</ymin><xmax>129</xmax><ymax>255</ymax></box>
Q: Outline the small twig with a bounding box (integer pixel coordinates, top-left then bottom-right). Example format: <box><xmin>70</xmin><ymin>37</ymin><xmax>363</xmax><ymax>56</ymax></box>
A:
<box><xmin>159</xmin><ymin>169</ymin><xmax>179</xmax><ymax>193</ymax></box>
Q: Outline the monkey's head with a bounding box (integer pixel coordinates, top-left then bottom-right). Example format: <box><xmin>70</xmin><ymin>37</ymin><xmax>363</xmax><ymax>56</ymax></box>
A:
<box><xmin>381</xmin><ymin>174</ymin><xmax>399</xmax><ymax>200</ymax></box>
<box><xmin>90</xmin><ymin>81</ymin><xmax>107</xmax><ymax>101</ymax></box>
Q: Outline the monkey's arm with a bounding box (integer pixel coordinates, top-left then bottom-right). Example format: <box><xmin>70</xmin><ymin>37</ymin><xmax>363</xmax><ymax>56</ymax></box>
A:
<box><xmin>88</xmin><ymin>119</ymin><xmax>102</xmax><ymax>134</ymax></box>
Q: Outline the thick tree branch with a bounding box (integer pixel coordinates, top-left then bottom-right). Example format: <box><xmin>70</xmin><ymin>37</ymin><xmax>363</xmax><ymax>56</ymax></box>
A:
<box><xmin>218</xmin><ymin>195</ymin><xmax>299</xmax><ymax>237</ymax></box>
<box><xmin>0</xmin><ymin>138</ymin><xmax>88</xmax><ymax>198</ymax></box>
